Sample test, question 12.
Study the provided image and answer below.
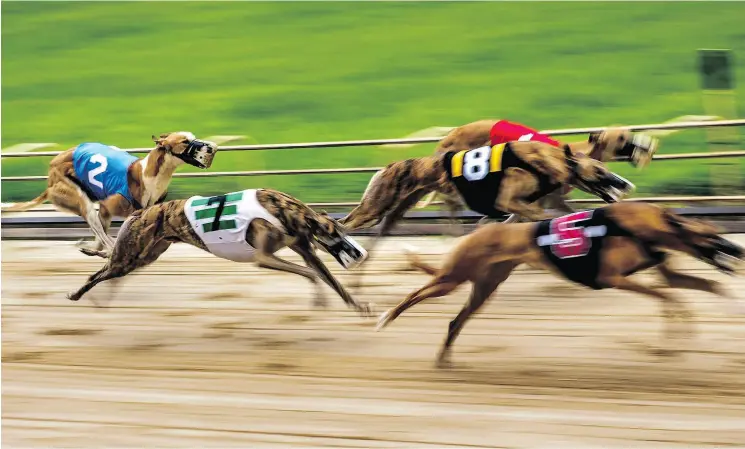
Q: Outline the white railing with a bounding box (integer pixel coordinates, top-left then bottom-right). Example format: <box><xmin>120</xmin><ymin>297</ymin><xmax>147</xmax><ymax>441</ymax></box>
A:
<box><xmin>4</xmin><ymin>148</ymin><xmax>745</xmax><ymax>182</ymax></box>
<box><xmin>2</xmin><ymin>119</ymin><xmax>744</xmax><ymax>206</ymax></box>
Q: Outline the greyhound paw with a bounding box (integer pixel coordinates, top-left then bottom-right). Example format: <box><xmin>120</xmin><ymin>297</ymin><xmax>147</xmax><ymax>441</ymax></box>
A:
<box><xmin>401</xmin><ymin>245</ymin><xmax>423</xmax><ymax>267</ymax></box>
<box><xmin>312</xmin><ymin>283</ymin><xmax>329</xmax><ymax>309</ymax></box>
<box><xmin>435</xmin><ymin>355</ymin><xmax>454</xmax><ymax>370</ymax></box>
<box><xmin>312</xmin><ymin>297</ymin><xmax>329</xmax><ymax>310</ymax></box>
<box><xmin>356</xmin><ymin>302</ymin><xmax>375</xmax><ymax>318</ymax></box>
<box><xmin>374</xmin><ymin>308</ymin><xmax>393</xmax><ymax>331</ymax></box>
<box><xmin>401</xmin><ymin>244</ymin><xmax>420</xmax><ymax>256</ymax></box>
<box><xmin>711</xmin><ymin>281</ymin><xmax>729</xmax><ymax>297</ymax></box>
<box><xmin>67</xmin><ymin>292</ymin><xmax>80</xmax><ymax>302</ymax></box>
<box><xmin>79</xmin><ymin>248</ymin><xmax>109</xmax><ymax>258</ymax></box>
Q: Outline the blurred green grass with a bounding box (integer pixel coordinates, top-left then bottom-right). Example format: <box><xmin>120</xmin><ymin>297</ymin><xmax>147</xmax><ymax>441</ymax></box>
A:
<box><xmin>2</xmin><ymin>2</ymin><xmax>744</xmax><ymax>203</ymax></box>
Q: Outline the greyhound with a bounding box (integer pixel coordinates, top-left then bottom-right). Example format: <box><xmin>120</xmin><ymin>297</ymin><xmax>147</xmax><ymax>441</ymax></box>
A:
<box><xmin>2</xmin><ymin>132</ymin><xmax>217</xmax><ymax>255</ymax></box>
<box><xmin>416</xmin><ymin>119</ymin><xmax>658</xmax><ymax>218</ymax></box>
<box><xmin>339</xmin><ymin>141</ymin><xmax>634</xmax><ymax>289</ymax></box>
<box><xmin>376</xmin><ymin>202</ymin><xmax>744</xmax><ymax>367</ymax></box>
<box><xmin>66</xmin><ymin>188</ymin><xmax>373</xmax><ymax>316</ymax></box>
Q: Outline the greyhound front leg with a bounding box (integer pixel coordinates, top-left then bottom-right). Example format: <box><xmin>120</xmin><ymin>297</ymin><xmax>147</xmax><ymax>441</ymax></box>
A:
<box><xmin>294</xmin><ymin>242</ymin><xmax>372</xmax><ymax>316</ymax></box>
<box><xmin>84</xmin><ymin>202</ymin><xmax>116</xmax><ymax>253</ymax></box>
<box><xmin>656</xmin><ymin>263</ymin><xmax>727</xmax><ymax>297</ymax></box>
<box><xmin>496</xmin><ymin>197</ymin><xmax>549</xmax><ymax>222</ymax></box>
<box><xmin>444</xmin><ymin>195</ymin><xmax>466</xmax><ymax>237</ymax></box>
<box><xmin>494</xmin><ymin>171</ymin><xmax>550</xmax><ymax>222</ymax></box>
<box><xmin>599</xmin><ymin>274</ymin><xmax>695</xmax><ymax>341</ymax></box>
<box><xmin>254</xmin><ymin>251</ymin><xmax>317</xmax><ymax>281</ymax></box>
<box><xmin>541</xmin><ymin>191</ymin><xmax>574</xmax><ymax>215</ymax></box>
<box><xmin>251</xmin><ymin>227</ymin><xmax>319</xmax><ymax>281</ymax></box>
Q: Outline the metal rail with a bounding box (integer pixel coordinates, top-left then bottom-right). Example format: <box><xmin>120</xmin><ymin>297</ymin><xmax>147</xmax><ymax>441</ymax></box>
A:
<box><xmin>4</xmin><ymin>196</ymin><xmax>745</xmax><ymax>214</ymax></box>
<box><xmin>4</xmin><ymin>150</ymin><xmax>745</xmax><ymax>183</ymax></box>
<box><xmin>3</xmin><ymin>118</ymin><xmax>745</xmax><ymax>158</ymax></box>
<box><xmin>4</xmin><ymin>206</ymin><xmax>745</xmax><ymax>226</ymax></box>
<box><xmin>5</xmin><ymin>207</ymin><xmax>745</xmax><ymax>239</ymax></box>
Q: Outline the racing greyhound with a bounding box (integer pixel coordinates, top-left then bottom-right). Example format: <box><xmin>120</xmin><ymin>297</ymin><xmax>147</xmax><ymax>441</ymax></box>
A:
<box><xmin>67</xmin><ymin>188</ymin><xmax>373</xmax><ymax>316</ymax></box>
<box><xmin>376</xmin><ymin>202</ymin><xmax>744</xmax><ymax>367</ymax></box>
<box><xmin>340</xmin><ymin>141</ymin><xmax>634</xmax><ymax>288</ymax></box>
<box><xmin>2</xmin><ymin>132</ymin><xmax>218</xmax><ymax>255</ymax></box>
<box><xmin>416</xmin><ymin>119</ymin><xmax>658</xmax><ymax>216</ymax></box>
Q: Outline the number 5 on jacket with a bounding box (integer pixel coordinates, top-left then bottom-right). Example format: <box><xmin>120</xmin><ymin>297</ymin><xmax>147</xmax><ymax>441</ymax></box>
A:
<box><xmin>549</xmin><ymin>210</ymin><xmax>594</xmax><ymax>258</ymax></box>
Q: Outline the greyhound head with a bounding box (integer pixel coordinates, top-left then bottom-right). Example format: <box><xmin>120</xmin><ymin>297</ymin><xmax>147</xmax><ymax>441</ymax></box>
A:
<box><xmin>664</xmin><ymin>212</ymin><xmax>744</xmax><ymax>274</ymax></box>
<box><xmin>566</xmin><ymin>148</ymin><xmax>635</xmax><ymax>203</ymax></box>
<box><xmin>152</xmin><ymin>132</ymin><xmax>218</xmax><ymax>169</ymax></box>
<box><xmin>313</xmin><ymin>210</ymin><xmax>369</xmax><ymax>269</ymax></box>
<box><xmin>588</xmin><ymin>128</ymin><xmax>658</xmax><ymax>168</ymax></box>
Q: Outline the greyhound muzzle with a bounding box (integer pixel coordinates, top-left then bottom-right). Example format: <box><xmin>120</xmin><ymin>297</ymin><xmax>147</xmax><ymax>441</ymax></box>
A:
<box><xmin>577</xmin><ymin>172</ymin><xmax>636</xmax><ymax>203</ymax></box>
<box><xmin>177</xmin><ymin>139</ymin><xmax>218</xmax><ymax>169</ymax></box>
<box><xmin>316</xmin><ymin>235</ymin><xmax>369</xmax><ymax>270</ymax></box>
<box><xmin>621</xmin><ymin>134</ymin><xmax>658</xmax><ymax>169</ymax></box>
<box><xmin>700</xmin><ymin>237</ymin><xmax>744</xmax><ymax>274</ymax></box>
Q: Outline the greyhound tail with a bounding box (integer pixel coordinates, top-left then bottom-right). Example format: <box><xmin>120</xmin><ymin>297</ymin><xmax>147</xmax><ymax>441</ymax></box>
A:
<box><xmin>380</xmin><ymin>126</ymin><xmax>456</xmax><ymax>149</ymax></box>
<box><xmin>1</xmin><ymin>190</ymin><xmax>49</xmax><ymax>212</ymax></box>
<box><xmin>402</xmin><ymin>244</ymin><xmax>439</xmax><ymax>276</ymax></box>
<box><xmin>338</xmin><ymin>168</ymin><xmax>388</xmax><ymax>230</ymax></box>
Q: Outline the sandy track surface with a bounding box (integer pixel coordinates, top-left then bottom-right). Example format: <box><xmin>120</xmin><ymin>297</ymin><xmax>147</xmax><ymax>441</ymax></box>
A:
<box><xmin>3</xmin><ymin>237</ymin><xmax>745</xmax><ymax>448</ymax></box>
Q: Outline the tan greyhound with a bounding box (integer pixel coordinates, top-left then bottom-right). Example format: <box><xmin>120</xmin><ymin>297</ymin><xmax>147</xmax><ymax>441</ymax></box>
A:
<box><xmin>376</xmin><ymin>202</ymin><xmax>743</xmax><ymax>367</ymax></box>
<box><xmin>2</xmin><ymin>132</ymin><xmax>218</xmax><ymax>255</ymax></box>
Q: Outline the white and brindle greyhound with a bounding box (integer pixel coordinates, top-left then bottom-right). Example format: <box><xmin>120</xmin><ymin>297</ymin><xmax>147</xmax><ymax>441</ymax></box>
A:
<box><xmin>2</xmin><ymin>132</ymin><xmax>218</xmax><ymax>255</ymax></box>
<box><xmin>67</xmin><ymin>188</ymin><xmax>374</xmax><ymax>316</ymax></box>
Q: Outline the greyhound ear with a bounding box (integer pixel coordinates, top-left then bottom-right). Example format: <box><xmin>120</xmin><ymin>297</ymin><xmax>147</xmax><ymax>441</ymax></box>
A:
<box><xmin>588</xmin><ymin>132</ymin><xmax>600</xmax><ymax>143</ymax></box>
<box><xmin>153</xmin><ymin>134</ymin><xmax>172</xmax><ymax>150</ymax></box>
<box><xmin>563</xmin><ymin>144</ymin><xmax>573</xmax><ymax>159</ymax></box>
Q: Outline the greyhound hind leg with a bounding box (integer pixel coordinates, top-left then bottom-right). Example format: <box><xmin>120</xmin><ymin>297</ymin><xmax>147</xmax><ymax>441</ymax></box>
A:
<box><xmin>351</xmin><ymin>189</ymin><xmax>429</xmax><ymax>292</ymax></box>
<box><xmin>376</xmin><ymin>276</ymin><xmax>462</xmax><ymax>331</ymax></box>
<box><xmin>656</xmin><ymin>263</ymin><xmax>727</xmax><ymax>296</ymax></box>
<box><xmin>68</xmin><ymin>212</ymin><xmax>172</xmax><ymax>304</ymax></box>
<box><xmin>436</xmin><ymin>261</ymin><xmax>518</xmax><ymax>367</ymax></box>
<box><xmin>46</xmin><ymin>180</ymin><xmax>106</xmax><ymax>251</ymax></box>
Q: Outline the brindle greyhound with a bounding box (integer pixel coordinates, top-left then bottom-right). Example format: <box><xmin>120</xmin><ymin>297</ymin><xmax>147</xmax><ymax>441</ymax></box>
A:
<box><xmin>339</xmin><ymin>141</ymin><xmax>633</xmax><ymax>288</ymax></box>
<box><xmin>67</xmin><ymin>188</ymin><xmax>373</xmax><ymax>317</ymax></box>
<box><xmin>416</xmin><ymin>120</ymin><xmax>658</xmax><ymax>218</ymax></box>
<box><xmin>2</xmin><ymin>132</ymin><xmax>217</xmax><ymax>255</ymax></box>
<box><xmin>376</xmin><ymin>202</ymin><xmax>744</xmax><ymax>367</ymax></box>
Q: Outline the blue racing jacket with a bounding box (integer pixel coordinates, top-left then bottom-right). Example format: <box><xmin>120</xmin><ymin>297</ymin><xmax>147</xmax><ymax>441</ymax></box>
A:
<box><xmin>72</xmin><ymin>143</ymin><xmax>138</xmax><ymax>203</ymax></box>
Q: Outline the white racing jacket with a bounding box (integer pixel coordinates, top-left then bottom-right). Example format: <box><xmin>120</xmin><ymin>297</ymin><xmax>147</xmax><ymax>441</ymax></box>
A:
<box><xmin>184</xmin><ymin>188</ymin><xmax>368</xmax><ymax>269</ymax></box>
<box><xmin>184</xmin><ymin>189</ymin><xmax>284</xmax><ymax>262</ymax></box>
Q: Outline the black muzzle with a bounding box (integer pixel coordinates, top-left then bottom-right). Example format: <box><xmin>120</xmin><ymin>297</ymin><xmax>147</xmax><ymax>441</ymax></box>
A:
<box><xmin>177</xmin><ymin>139</ymin><xmax>218</xmax><ymax>169</ymax></box>
<box><xmin>576</xmin><ymin>172</ymin><xmax>636</xmax><ymax>203</ymax></box>
<box><xmin>619</xmin><ymin>134</ymin><xmax>658</xmax><ymax>168</ymax></box>
<box><xmin>700</xmin><ymin>237</ymin><xmax>744</xmax><ymax>274</ymax></box>
<box><xmin>316</xmin><ymin>235</ymin><xmax>369</xmax><ymax>270</ymax></box>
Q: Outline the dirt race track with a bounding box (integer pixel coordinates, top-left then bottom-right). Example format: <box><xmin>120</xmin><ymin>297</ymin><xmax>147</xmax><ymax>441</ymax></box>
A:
<box><xmin>3</xmin><ymin>236</ymin><xmax>745</xmax><ymax>448</ymax></box>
